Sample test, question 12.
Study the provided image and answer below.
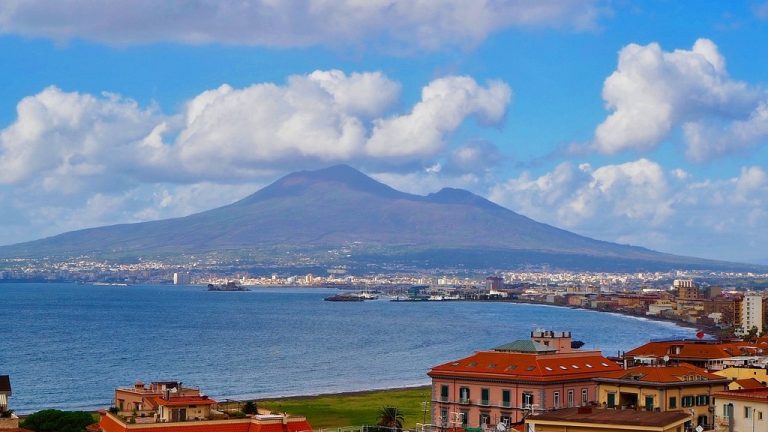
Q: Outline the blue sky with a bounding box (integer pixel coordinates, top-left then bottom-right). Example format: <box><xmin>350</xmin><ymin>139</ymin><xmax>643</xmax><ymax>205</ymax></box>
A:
<box><xmin>1</xmin><ymin>0</ymin><xmax>768</xmax><ymax>264</ymax></box>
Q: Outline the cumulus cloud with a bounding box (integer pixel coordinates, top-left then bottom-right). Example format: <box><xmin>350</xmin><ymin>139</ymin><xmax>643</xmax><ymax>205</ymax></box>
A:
<box><xmin>0</xmin><ymin>71</ymin><xmax>510</xmax><ymax>189</ymax></box>
<box><xmin>366</xmin><ymin>77</ymin><xmax>511</xmax><ymax>158</ymax></box>
<box><xmin>490</xmin><ymin>160</ymin><xmax>768</xmax><ymax>263</ymax></box>
<box><xmin>593</xmin><ymin>38</ymin><xmax>768</xmax><ymax>161</ymax></box>
<box><xmin>0</xmin><ymin>0</ymin><xmax>605</xmax><ymax>50</ymax></box>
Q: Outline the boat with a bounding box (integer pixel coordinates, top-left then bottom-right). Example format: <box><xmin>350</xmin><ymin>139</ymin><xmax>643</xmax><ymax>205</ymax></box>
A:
<box><xmin>207</xmin><ymin>282</ymin><xmax>250</xmax><ymax>291</ymax></box>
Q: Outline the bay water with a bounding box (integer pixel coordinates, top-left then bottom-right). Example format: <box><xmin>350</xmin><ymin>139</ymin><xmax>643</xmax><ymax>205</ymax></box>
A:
<box><xmin>1</xmin><ymin>283</ymin><xmax>695</xmax><ymax>413</ymax></box>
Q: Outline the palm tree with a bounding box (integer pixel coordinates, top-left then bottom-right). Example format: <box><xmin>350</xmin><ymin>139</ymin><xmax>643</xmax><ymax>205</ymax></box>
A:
<box><xmin>377</xmin><ymin>407</ymin><xmax>404</xmax><ymax>431</ymax></box>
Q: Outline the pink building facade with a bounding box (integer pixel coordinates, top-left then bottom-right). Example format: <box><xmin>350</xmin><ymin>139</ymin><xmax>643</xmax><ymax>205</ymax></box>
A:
<box><xmin>428</xmin><ymin>331</ymin><xmax>622</xmax><ymax>430</ymax></box>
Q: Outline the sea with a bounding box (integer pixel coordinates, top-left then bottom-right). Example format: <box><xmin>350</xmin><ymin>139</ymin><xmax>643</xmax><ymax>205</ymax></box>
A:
<box><xmin>1</xmin><ymin>283</ymin><xmax>697</xmax><ymax>413</ymax></box>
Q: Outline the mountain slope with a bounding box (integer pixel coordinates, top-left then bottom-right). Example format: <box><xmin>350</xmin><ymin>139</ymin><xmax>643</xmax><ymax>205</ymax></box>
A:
<box><xmin>0</xmin><ymin>165</ymin><xmax>754</xmax><ymax>271</ymax></box>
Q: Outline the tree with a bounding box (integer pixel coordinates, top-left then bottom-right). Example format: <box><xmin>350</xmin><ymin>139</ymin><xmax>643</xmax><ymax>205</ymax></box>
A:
<box><xmin>377</xmin><ymin>407</ymin><xmax>404</xmax><ymax>431</ymax></box>
<box><xmin>20</xmin><ymin>409</ymin><xmax>95</xmax><ymax>432</ymax></box>
<box><xmin>243</xmin><ymin>401</ymin><xmax>257</xmax><ymax>415</ymax></box>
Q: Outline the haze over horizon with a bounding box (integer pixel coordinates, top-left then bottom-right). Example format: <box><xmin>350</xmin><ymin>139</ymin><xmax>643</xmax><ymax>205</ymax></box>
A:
<box><xmin>1</xmin><ymin>1</ymin><xmax>768</xmax><ymax>264</ymax></box>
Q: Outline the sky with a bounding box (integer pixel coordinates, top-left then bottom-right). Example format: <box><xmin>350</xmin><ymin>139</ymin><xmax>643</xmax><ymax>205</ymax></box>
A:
<box><xmin>1</xmin><ymin>0</ymin><xmax>768</xmax><ymax>264</ymax></box>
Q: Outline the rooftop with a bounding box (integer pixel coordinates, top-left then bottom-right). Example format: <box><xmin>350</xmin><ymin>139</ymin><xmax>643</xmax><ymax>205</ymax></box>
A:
<box><xmin>595</xmin><ymin>364</ymin><xmax>729</xmax><ymax>385</ymax></box>
<box><xmin>527</xmin><ymin>407</ymin><xmax>689</xmax><ymax>428</ymax></box>
<box><xmin>714</xmin><ymin>388</ymin><xmax>768</xmax><ymax>401</ymax></box>
<box><xmin>626</xmin><ymin>340</ymin><xmax>759</xmax><ymax>360</ymax></box>
<box><xmin>733</xmin><ymin>378</ymin><xmax>766</xmax><ymax>389</ymax></box>
<box><xmin>429</xmin><ymin>350</ymin><xmax>621</xmax><ymax>381</ymax></box>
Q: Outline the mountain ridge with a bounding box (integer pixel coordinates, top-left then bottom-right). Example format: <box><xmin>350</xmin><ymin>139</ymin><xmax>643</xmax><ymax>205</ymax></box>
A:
<box><xmin>0</xmin><ymin>165</ymin><xmax>758</xmax><ymax>272</ymax></box>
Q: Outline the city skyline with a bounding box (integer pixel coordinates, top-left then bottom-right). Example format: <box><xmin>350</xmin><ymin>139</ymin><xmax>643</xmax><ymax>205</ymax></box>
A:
<box><xmin>1</xmin><ymin>1</ymin><xmax>768</xmax><ymax>264</ymax></box>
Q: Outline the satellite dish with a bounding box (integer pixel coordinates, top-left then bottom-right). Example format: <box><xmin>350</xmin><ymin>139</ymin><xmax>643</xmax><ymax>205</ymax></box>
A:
<box><xmin>663</xmin><ymin>355</ymin><xmax>670</xmax><ymax>363</ymax></box>
<box><xmin>696</xmin><ymin>331</ymin><xmax>705</xmax><ymax>339</ymax></box>
<box><xmin>496</xmin><ymin>423</ymin><xmax>506</xmax><ymax>432</ymax></box>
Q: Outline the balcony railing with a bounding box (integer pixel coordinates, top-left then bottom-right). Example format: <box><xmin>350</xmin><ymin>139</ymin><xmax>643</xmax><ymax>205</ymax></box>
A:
<box><xmin>459</xmin><ymin>398</ymin><xmax>471</xmax><ymax>405</ymax></box>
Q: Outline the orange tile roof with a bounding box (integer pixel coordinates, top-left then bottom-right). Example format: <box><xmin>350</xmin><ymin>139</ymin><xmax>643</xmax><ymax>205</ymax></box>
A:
<box><xmin>714</xmin><ymin>388</ymin><xmax>768</xmax><ymax>402</ymax></box>
<box><xmin>734</xmin><ymin>378</ymin><xmax>766</xmax><ymax>389</ymax></box>
<box><xmin>596</xmin><ymin>364</ymin><xmax>728</xmax><ymax>384</ymax></box>
<box><xmin>429</xmin><ymin>351</ymin><xmax>622</xmax><ymax>382</ymax></box>
<box><xmin>625</xmin><ymin>340</ymin><xmax>756</xmax><ymax>360</ymax></box>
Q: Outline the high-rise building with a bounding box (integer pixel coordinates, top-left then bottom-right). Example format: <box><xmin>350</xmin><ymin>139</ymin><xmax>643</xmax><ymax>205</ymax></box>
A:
<box><xmin>742</xmin><ymin>292</ymin><xmax>764</xmax><ymax>333</ymax></box>
<box><xmin>172</xmin><ymin>272</ymin><xmax>190</xmax><ymax>285</ymax></box>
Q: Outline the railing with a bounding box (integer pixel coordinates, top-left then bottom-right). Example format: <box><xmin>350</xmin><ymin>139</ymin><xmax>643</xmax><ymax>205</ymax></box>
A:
<box><xmin>459</xmin><ymin>399</ymin><xmax>471</xmax><ymax>405</ymax></box>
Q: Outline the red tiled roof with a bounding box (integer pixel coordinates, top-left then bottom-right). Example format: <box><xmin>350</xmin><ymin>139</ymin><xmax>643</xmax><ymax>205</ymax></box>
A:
<box><xmin>714</xmin><ymin>388</ymin><xmax>768</xmax><ymax>402</ymax></box>
<box><xmin>733</xmin><ymin>378</ymin><xmax>766</xmax><ymax>389</ymax></box>
<box><xmin>528</xmin><ymin>407</ymin><xmax>689</xmax><ymax>427</ymax></box>
<box><xmin>625</xmin><ymin>340</ymin><xmax>756</xmax><ymax>360</ymax></box>
<box><xmin>596</xmin><ymin>364</ymin><xmax>728</xmax><ymax>384</ymax></box>
<box><xmin>429</xmin><ymin>351</ymin><xmax>621</xmax><ymax>382</ymax></box>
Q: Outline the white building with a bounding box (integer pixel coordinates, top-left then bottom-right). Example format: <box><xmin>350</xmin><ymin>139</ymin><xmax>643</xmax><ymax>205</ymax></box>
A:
<box><xmin>173</xmin><ymin>272</ymin><xmax>190</xmax><ymax>285</ymax></box>
<box><xmin>714</xmin><ymin>388</ymin><xmax>768</xmax><ymax>432</ymax></box>
<box><xmin>742</xmin><ymin>292</ymin><xmax>764</xmax><ymax>333</ymax></box>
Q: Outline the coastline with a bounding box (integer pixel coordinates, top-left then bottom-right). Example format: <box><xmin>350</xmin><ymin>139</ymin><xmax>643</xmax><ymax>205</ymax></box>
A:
<box><xmin>507</xmin><ymin>299</ymin><xmax>718</xmax><ymax>337</ymax></box>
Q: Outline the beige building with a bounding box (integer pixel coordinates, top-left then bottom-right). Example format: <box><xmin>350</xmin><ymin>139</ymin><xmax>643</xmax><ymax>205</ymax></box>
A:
<box><xmin>524</xmin><ymin>406</ymin><xmax>690</xmax><ymax>432</ymax></box>
<box><xmin>594</xmin><ymin>364</ymin><xmax>729</xmax><ymax>429</ymax></box>
<box><xmin>715</xmin><ymin>367</ymin><xmax>768</xmax><ymax>385</ymax></box>
<box><xmin>713</xmin><ymin>388</ymin><xmax>768</xmax><ymax>432</ymax></box>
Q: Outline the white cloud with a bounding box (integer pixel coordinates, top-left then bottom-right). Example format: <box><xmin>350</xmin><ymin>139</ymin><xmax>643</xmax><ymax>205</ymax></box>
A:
<box><xmin>593</xmin><ymin>38</ymin><xmax>768</xmax><ymax>160</ymax></box>
<box><xmin>490</xmin><ymin>160</ymin><xmax>768</xmax><ymax>263</ymax></box>
<box><xmin>0</xmin><ymin>0</ymin><xmax>605</xmax><ymax>50</ymax></box>
<box><xmin>367</xmin><ymin>77</ymin><xmax>511</xmax><ymax>158</ymax></box>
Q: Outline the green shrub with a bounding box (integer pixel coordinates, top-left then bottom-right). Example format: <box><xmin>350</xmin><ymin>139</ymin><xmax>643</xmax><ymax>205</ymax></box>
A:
<box><xmin>20</xmin><ymin>409</ymin><xmax>96</xmax><ymax>432</ymax></box>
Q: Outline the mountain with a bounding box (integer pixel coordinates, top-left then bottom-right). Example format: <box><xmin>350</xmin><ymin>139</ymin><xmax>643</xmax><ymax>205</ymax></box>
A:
<box><xmin>0</xmin><ymin>165</ymin><xmax>758</xmax><ymax>271</ymax></box>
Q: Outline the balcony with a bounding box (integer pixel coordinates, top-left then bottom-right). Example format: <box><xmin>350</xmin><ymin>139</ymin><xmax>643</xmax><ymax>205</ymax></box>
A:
<box><xmin>480</xmin><ymin>400</ymin><xmax>490</xmax><ymax>406</ymax></box>
<box><xmin>501</xmin><ymin>401</ymin><xmax>511</xmax><ymax>408</ymax></box>
<box><xmin>459</xmin><ymin>398</ymin><xmax>471</xmax><ymax>405</ymax></box>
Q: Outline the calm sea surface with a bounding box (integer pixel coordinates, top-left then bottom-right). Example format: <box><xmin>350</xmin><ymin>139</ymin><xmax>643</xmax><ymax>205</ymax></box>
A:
<box><xmin>1</xmin><ymin>283</ymin><xmax>696</xmax><ymax>413</ymax></box>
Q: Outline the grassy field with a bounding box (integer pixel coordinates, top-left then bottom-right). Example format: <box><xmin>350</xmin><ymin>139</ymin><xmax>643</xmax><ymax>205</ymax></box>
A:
<box><xmin>255</xmin><ymin>386</ymin><xmax>432</xmax><ymax>430</ymax></box>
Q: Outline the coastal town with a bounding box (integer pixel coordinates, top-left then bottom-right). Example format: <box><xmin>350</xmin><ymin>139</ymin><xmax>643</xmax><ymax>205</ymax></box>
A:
<box><xmin>6</xmin><ymin>325</ymin><xmax>768</xmax><ymax>432</ymax></box>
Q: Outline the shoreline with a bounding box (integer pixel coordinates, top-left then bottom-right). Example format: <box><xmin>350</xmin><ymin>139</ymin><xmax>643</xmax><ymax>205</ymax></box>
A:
<box><xmin>507</xmin><ymin>299</ymin><xmax>718</xmax><ymax>337</ymax></box>
<box><xmin>247</xmin><ymin>384</ymin><xmax>432</xmax><ymax>403</ymax></box>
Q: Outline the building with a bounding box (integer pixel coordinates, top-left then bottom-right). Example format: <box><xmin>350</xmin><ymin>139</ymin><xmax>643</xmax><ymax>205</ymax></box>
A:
<box><xmin>114</xmin><ymin>381</ymin><xmax>201</xmax><ymax>414</ymax></box>
<box><xmin>428</xmin><ymin>330</ymin><xmax>622</xmax><ymax>429</ymax></box>
<box><xmin>593</xmin><ymin>364</ymin><xmax>729</xmax><ymax>429</ymax></box>
<box><xmin>712</xmin><ymin>388</ymin><xmax>768</xmax><ymax>432</ymax></box>
<box><xmin>0</xmin><ymin>375</ymin><xmax>28</xmax><ymax>432</ymax></box>
<box><xmin>100</xmin><ymin>381</ymin><xmax>312</xmax><ymax>432</ymax></box>
<box><xmin>0</xmin><ymin>376</ymin><xmax>9</xmax><ymax>413</ymax></box>
<box><xmin>173</xmin><ymin>273</ymin><xmax>190</xmax><ymax>285</ymax></box>
<box><xmin>727</xmin><ymin>378</ymin><xmax>765</xmax><ymax>391</ymax></box>
<box><xmin>524</xmin><ymin>406</ymin><xmax>690</xmax><ymax>432</ymax></box>
<box><xmin>715</xmin><ymin>366</ymin><xmax>768</xmax><ymax>386</ymax></box>
<box><xmin>623</xmin><ymin>339</ymin><xmax>757</xmax><ymax>370</ymax></box>
<box><xmin>486</xmin><ymin>276</ymin><xmax>504</xmax><ymax>291</ymax></box>
<box><xmin>674</xmin><ymin>279</ymin><xmax>697</xmax><ymax>300</ymax></box>
<box><xmin>742</xmin><ymin>292</ymin><xmax>764</xmax><ymax>334</ymax></box>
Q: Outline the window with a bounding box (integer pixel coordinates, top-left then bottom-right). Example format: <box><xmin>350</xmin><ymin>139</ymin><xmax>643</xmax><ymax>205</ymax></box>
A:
<box><xmin>723</xmin><ymin>403</ymin><xmax>733</xmax><ymax>418</ymax></box>
<box><xmin>440</xmin><ymin>409</ymin><xmax>448</xmax><ymax>427</ymax></box>
<box><xmin>645</xmin><ymin>396</ymin><xmax>654</xmax><ymax>411</ymax></box>
<box><xmin>500</xmin><ymin>415</ymin><xmax>511</xmax><ymax>426</ymax></box>
<box><xmin>460</xmin><ymin>387</ymin><xmax>470</xmax><ymax>404</ymax></box>
<box><xmin>441</xmin><ymin>385</ymin><xmax>449</xmax><ymax>402</ymax></box>
<box><xmin>522</xmin><ymin>392</ymin><xmax>534</xmax><ymax>407</ymax></box>
<box><xmin>607</xmin><ymin>392</ymin><xmax>616</xmax><ymax>408</ymax></box>
<box><xmin>460</xmin><ymin>410</ymin><xmax>469</xmax><ymax>427</ymax></box>
<box><xmin>502</xmin><ymin>390</ymin><xmax>511</xmax><ymax>408</ymax></box>
<box><xmin>682</xmin><ymin>396</ymin><xmax>694</xmax><ymax>407</ymax></box>
<box><xmin>759</xmin><ymin>411</ymin><xmax>763</xmax><ymax>420</ymax></box>
<box><xmin>696</xmin><ymin>395</ymin><xmax>709</xmax><ymax>406</ymax></box>
<box><xmin>669</xmin><ymin>396</ymin><xmax>677</xmax><ymax>409</ymax></box>
<box><xmin>567</xmin><ymin>390</ymin><xmax>574</xmax><ymax>407</ymax></box>
<box><xmin>553</xmin><ymin>392</ymin><xmax>560</xmax><ymax>409</ymax></box>
<box><xmin>479</xmin><ymin>412</ymin><xmax>490</xmax><ymax>427</ymax></box>
<box><xmin>745</xmin><ymin>406</ymin><xmax>753</xmax><ymax>419</ymax></box>
<box><xmin>481</xmin><ymin>388</ymin><xmax>490</xmax><ymax>406</ymax></box>
<box><xmin>581</xmin><ymin>388</ymin><xmax>588</xmax><ymax>405</ymax></box>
